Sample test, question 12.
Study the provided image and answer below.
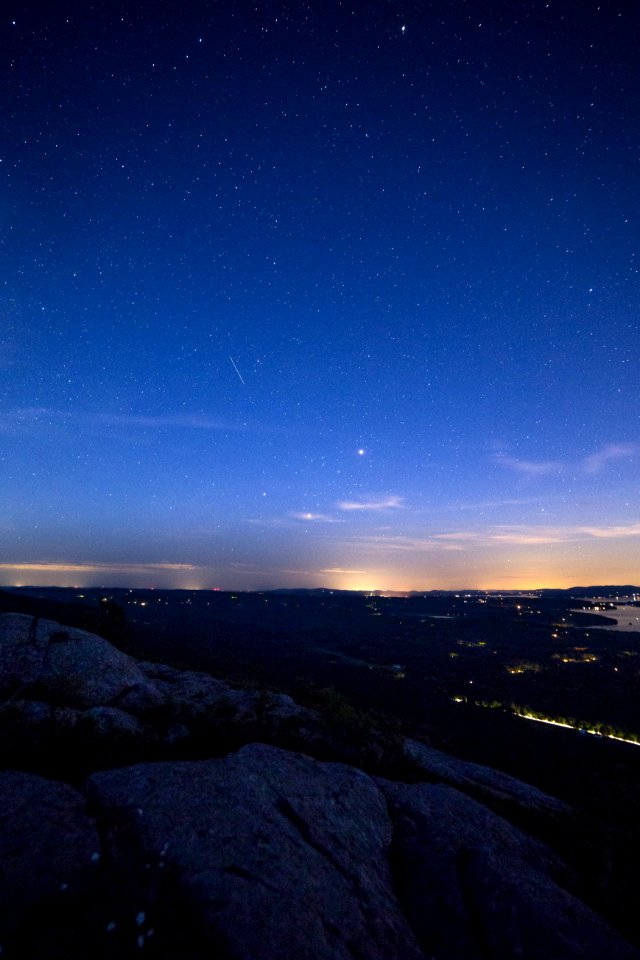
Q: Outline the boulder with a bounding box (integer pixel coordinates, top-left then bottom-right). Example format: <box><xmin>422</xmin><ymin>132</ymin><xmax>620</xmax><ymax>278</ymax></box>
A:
<box><xmin>0</xmin><ymin>770</ymin><xmax>102</xmax><ymax>956</ymax></box>
<box><xmin>0</xmin><ymin>699</ymin><xmax>152</xmax><ymax>772</ymax></box>
<box><xmin>138</xmin><ymin>661</ymin><xmax>257</xmax><ymax>724</ymax></box>
<box><xmin>79</xmin><ymin>705</ymin><xmax>148</xmax><ymax>743</ymax></box>
<box><xmin>404</xmin><ymin>737</ymin><xmax>572</xmax><ymax>827</ymax></box>
<box><xmin>87</xmin><ymin>742</ymin><xmax>424</xmax><ymax>960</ymax></box>
<box><xmin>0</xmin><ymin>613</ymin><xmax>163</xmax><ymax>712</ymax></box>
<box><xmin>378</xmin><ymin>778</ymin><xmax>638</xmax><ymax>960</ymax></box>
<box><xmin>138</xmin><ymin>660</ymin><xmax>315</xmax><ymax>728</ymax></box>
<box><xmin>1</xmin><ymin>740</ymin><xmax>637</xmax><ymax>960</ymax></box>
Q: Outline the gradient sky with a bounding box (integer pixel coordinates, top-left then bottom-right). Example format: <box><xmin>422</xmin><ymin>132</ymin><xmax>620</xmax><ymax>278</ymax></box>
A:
<box><xmin>1</xmin><ymin>0</ymin><xmax>639</xmax><ymax>591</ymax></box>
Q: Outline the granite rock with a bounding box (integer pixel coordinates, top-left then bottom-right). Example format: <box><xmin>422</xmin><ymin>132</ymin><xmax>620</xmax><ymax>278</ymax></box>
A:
<box><xmin>379</xmin><ymin>777</ymin><xmax>638</xmax><ymax>960</ymax></box>
<box><xmin>0</xmin><ymin>613</ymin><xmax>162</xmax><ymax>712</ymax></box>
<box><xmin>87</xmin><ymin>743</ymin><xmax>424</xmax><ymax>960</ymax></box>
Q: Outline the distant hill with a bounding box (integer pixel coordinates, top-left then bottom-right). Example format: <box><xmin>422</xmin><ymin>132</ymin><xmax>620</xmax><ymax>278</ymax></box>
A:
<box><xmin>565</xmin><ymin>586</ymin><xmax>640</xmax><ymax>597</ymax></box>
<box><xmin>267</xmin><ymin>587</ymin><xmax>355</xmax><ymax>596</ymax></box>
<box><xmin>0</xmin><ymin>588</ymin><xmax>99</xmax><ymax>627</ymax></box>
<box><xmin>270</xmin><ymin>586</ymin><xmax>640</xmax><ymax>598</ymax></box>
<box><xmin>4</xmin><ymin>584</ymin><xmax>639</xmax><ymax>604</ymax></box>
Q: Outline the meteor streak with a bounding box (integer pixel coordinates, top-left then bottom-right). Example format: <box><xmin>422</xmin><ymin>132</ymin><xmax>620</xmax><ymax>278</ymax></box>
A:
<box><xmin>229</xmin><ymin>356</ymin><xmax>245</xmax><ymax>385</ymax></box>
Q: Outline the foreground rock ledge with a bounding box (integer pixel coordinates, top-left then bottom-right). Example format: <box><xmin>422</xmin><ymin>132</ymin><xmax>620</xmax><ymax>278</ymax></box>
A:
<box><xmin>88</xmin><ymin>744</ymin><xmax>424</xmax><ymax>960</ymax></box>
<box><xmin>83</xmin><ymin>745</ymin><xmax>637</xmax><ymax>960</ymax></box>
<box><xmin>0</xmin><ymin>613</ymin><xmax>638</xmax><ymax>959</ymax></box>
<box><xmin>1</xmin><ymin>746</ymin><xmax>637</xmax><ymax>959</ymax></box>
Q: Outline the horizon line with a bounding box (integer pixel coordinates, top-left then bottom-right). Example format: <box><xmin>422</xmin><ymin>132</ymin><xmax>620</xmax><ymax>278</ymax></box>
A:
<box><xmin>3</xmin><ymin>583</ymin><xmax>639</xmax><ymax>595</ymax></box>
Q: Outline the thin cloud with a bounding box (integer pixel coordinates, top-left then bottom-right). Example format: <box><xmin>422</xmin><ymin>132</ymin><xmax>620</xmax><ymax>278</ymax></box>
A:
<box><xmin>433</xmin><ymin>530</ymin><xmax>564</xmax><ymax>545</ymax></box>
<box><xmin>495</xmin><ymin>443</ymin><xmax>638</xmax><ymax>477</ymax></box>
<box><xmin>454</xmin><ymin>496</ymin><xmax>548</xmax><ymax>511</ymax></box>
<box><xmin>94</xmin><ymin>412</ymin><xmax>288</xmax><ymax>434</ymax></box>
<box><xmin>0</xmin><ymin>407</ymin><xmax>284</xmax><ymax>436</ymax></box>
<box><xmin>290</xmin><ymin>512</ymin><xmax>342</xmax><ymax>523</ymax></box>
<box><xmin>489</xmin><ymin>532</ymin><xmax>566</xmax><ymax>545</ymax></box>
<box><xmin>338</xmin><ymin>496</ymin><xmax>404</xmax><ymax>512</ymax></box>
<box><xmin>583</xmin><ymin>443</ymin><xmax>639</xmax><ymax>474</ymax></box>
<box><xmin>494</xmin><ymin>454</ymin><xmax>563</xmax><ymax>476</ymax></box>
<box><xmin>244</xmin><ymin>513</ymin><xmax>345</xmax><ymax>529</ymax></box>
<box><xmin>578</xmin><ymin>522</ymin><xmax>640</xmax><ymax>539</ymax></box>
<box><xmin>96</xmin><ymin>413</ymin><xmax>238</xmax><ymax>431</ymax></box>
<box><xmin>433</xmin><ymin>531</ymin><xmax>479</xmax><ymax>541</ymax></box>
<box><xmin>243</xmin><ymin>517</ymin><xmax>295</xmax><ymax>528</ymax></box>
<box><xmin>435</xmin><ymin>522</ymin><xmax>640</xmax><ymax>546</ymax></box>
<box><xmin>347</xmin><ymin>522</ymin><xmax>640</xmax><ymax>553</ymax></box>
<box><xmin>0</xmin><ymin>560</ymin><xmax>198</xmax><ymax>573</ymax></box>
<box><xmin>347</xmin><ymin>535</ymin><xmax>466</xmax><ymax>553</ymax></box>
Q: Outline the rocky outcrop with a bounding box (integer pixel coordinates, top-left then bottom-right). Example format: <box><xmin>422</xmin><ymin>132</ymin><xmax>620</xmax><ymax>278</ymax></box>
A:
<box><xmin>378</xmin><ymin>777</ymin><xmax>635</xmax><ymax>960</ymax></box>
<box><xmin>0</xmin><ymin>613</ymin><xmax>162</xmax><ymax>714</ymax></box>
<box><xmin>0</xmin><ymin>771</ymin><xmax>103</xmax><ymax>957</ymax></box>
<box><xmin>0</xmin><ymin>746</ymin><xmax>636</xmax><ymax>959</ymax></box>
<box><xmin>0</xmin><ymin>613</ymin><xmax>638</xmax><ymax>959</ymax></box>
<box><xmin>403</xmin><ymin>737</ymin><xmax>572</xmax><ymax>835</ymax></box>
<box><xmin>138</xmin><ymin>660</ymin><xmax>314</xmax><ymax>731</ymax></box>
<box><xmin>87</xmin><ymin>744</ymin><xmax>424</xmax><ymax>960</ymax></box>
<box><xmin>0</xmin><ymin>615</ymin><xmax>318</xmax><ymax>770</ymax></box>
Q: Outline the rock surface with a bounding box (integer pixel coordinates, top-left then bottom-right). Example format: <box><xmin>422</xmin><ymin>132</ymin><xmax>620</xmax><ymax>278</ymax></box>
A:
<box><xmin>87</xmin><ymin>743</ymin><xmax>424</xmax><ymax>960</ymax></box>
<box><xmin>0</xmin><ymin>615</ymin><xmax>317</xmax><ymax>769</ymax></box>
<box><xmin>0</xmin><ymin>613</ymin><xmax>161</xmax><ymax>712</ymax></box>
<box><xmin>404</xmin><ymin>736</ymin><xmax>572</xmax><ymax>828</ymax></box>
<box><xmin>0</xmin><ymin>612</ymin><xmax>638</xmax><ymax>959</ymax></box>
<box><xmin>379</xmin><ymin>777</ymin><xmax>636</xmax><ymax>960</ymax></box>
<box><xmin>0</xmin><ymin>770</ymin><xmax>102</xmax><ymax>956</ymax></box>
<box><xmin>138</xmin><ymin>660</ymin><xmax>314</xmax><ymax>729</ymax></box>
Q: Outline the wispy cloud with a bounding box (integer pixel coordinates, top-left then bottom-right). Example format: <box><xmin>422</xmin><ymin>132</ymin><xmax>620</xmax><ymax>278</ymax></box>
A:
<box><xmin>96</xmin><ymin>413</ymin><xmax>239</xmax><ymax>431</ymax></box>
<box><xmin>454</xmin><ymin>496</ymin><xmax>548</xmax><ymax>511</ymax></box>
<box><xmin>434</xmin><ymin>522</ymin><xmax>640</xmax><ymax>546</ymax></box>
<box><xmin>493</xmin><ymin>454</ymin><xmax>563</xmax><ymax>476</ymax></box>
<box><xmin>0</xmin><ymin>560</ymin><xmax>198</xmax><ymax>573</ymax></box>
<box><xmin>495</xmin><ymin>443</ymin><xmax>638</xmax><ymax>477</ymax></box>
<box><xmin>0</xmin><ymin>407</ymin><xmax>284</xmax><ymax>436</ymax></box>
<box><xmin>243</xmin><ymin>517</ymin><xmax>296</xmax><ymax>528</ymax></box>
<box><xmin>583</xmin><ymin>443</ymin><xmax>639</xmax><ymax>474</ymax></box>
<box><xmin>290</xmin><ymin>512</ymin><xmax>342</xmax><ymax>523</ymax></box>
<box><xmin>433</xmin><ymin>530</ymin><xmax>564</xmax><ymax>545</ymax></box>
<box><xmin>578</xmin><ymin>522</ymin><xmax>640</xmax><ymax>539</ymax></box>
<box><xmin>244</xmin><ymin>512</ymin><xmax>344</xmax><ymax>529</ymax></box>
<box><xmin>338</xmin><ymin>496</ymin><xmax>404</xmax><ymax>512</ymax></box>
<box><xmin>346</xmin><ymin>521</ymin><xmax>640</xmax><ymax>555</ymax></box>
<box><xmin>432</xmin><ymin>532</ymin><xmax>478</xmax><ymax>541</ymax></box>
<box><xmin>320</xmin><ymin>567</ymin><xmax>368</xmax><ymax>575</ymax></box>
<box><xmin>347</xmin><ymin>535</ymin><xmax>466</xmax><ymax>553</ymax></box>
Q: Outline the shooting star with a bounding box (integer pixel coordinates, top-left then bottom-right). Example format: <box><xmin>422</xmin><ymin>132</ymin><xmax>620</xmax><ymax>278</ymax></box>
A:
<box><xmin>229</xmin><ymin>356</ymin><xmax>245</xmax><ymax>385</ymax></box>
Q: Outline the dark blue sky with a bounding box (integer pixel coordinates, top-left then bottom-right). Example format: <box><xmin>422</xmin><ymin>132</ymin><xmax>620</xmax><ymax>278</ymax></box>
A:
<box><xmin>2</xmin><ymin>0</ymin><xmax>639</xmax><ymax>590</ymax></box>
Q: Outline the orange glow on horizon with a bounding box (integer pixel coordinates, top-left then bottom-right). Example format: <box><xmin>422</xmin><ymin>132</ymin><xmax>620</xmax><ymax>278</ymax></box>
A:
<box><xmin>0</xmin><ymin>554</ymin><xmax>637</xmax><ymax>593</ymax></box>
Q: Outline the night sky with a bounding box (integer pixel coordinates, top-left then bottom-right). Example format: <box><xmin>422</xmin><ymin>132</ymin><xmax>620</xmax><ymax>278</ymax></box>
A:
<box><xmin>2</xmin><ymin>1</ymin><xmax>639</xmax><ymax>591</ymax></box>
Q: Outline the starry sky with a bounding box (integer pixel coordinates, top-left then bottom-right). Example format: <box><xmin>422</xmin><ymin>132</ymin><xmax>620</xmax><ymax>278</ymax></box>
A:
<box><xmin>1</xmin><ymin>0</ymin><xmax>639</xmax><ymax>591</ymax></box>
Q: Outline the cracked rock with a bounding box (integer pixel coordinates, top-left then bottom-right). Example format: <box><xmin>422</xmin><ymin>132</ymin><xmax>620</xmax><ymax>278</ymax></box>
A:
<box><xmin>87</xmin><ymin>742</ymin><xmax>424</xmax><ymax>960</ymax></box>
